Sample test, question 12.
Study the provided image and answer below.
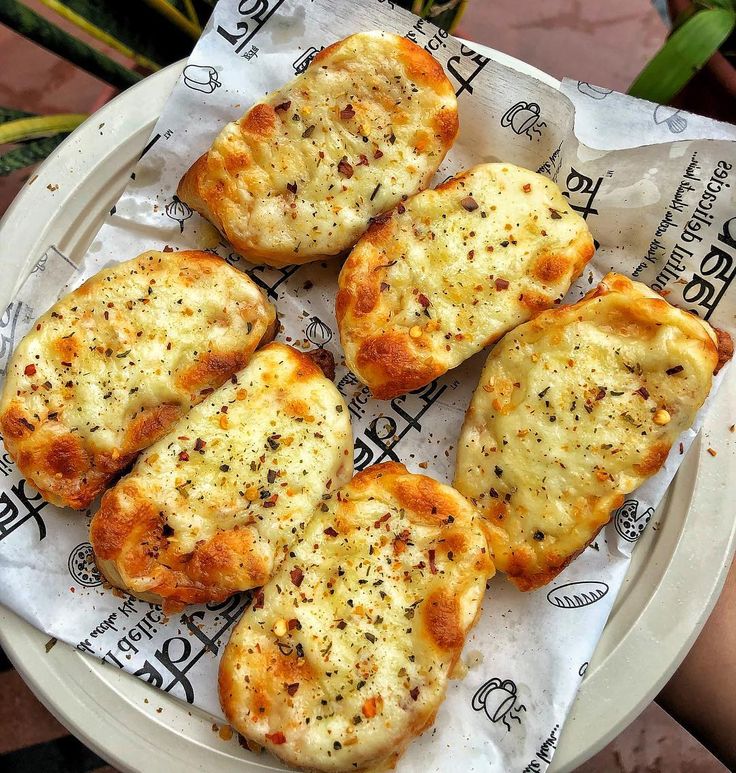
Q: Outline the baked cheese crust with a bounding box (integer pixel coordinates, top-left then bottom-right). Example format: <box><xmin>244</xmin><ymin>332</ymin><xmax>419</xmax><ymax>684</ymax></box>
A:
<box><xmin>90</xmin><ymin>343</ymin><xmax>353</xmax><ymax>608</ymax></box>
<box><xmin>177</xmin><ymin>31</ymin><xmax>458</xmax><ymax>268</ymax></box>
<box><xmin>337</xmin><ymin>163</ymin><xmax>595</xmax><ymax>399</ymax></box>
<box><xmin>219</xmin><ymin>462</ymin><xmax>493</xmax><ymax>772</ymax></box>
<box><xmin>454</xmin><ymin>273</ymin><xmax>729</xmax><ymax>591</ymax></box>
<box><xmin>0</xmin><ymin>250</ymin><xmax>276</xmax><ymax>510</ymax></box>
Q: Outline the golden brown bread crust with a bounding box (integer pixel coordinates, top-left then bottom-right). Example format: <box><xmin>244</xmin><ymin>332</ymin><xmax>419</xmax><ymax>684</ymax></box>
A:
<box><xmin>454</xmin><ymin>272</ymin><xmax>728</xmax><ymax>591</ymax></box>
<box><xmin>177</xmin><ymin>31</ymin><xmax>458</xmax><ymax>268</ymax></box>
<box><xmin>219</xmin><ymin>462</ymin><xmax>494</xmax><ymax>772</ymax></box>
<box><xmin>0</xmin><ymin>250</ymin><xmax>275</xmax><ymax>510</ymax></box>
<box><xmin>337</xmin><ymin>163</ymin><xmax>595</xmax><ymax>399</ymax></box>
<box><xmin>90</xmin><ymin>343</ymin><xmax>353</xmax><ymax>609</ymax></box>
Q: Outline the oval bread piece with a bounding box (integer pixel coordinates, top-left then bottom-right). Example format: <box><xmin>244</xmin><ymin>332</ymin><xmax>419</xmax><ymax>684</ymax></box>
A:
<box><xmin>0</xmin><ymin>250</ymin><xmax>276</xmax><ymax>510</ymax></box>
<box><xmin>177</xmin><ymin>31</ymin><xmax>458</xmax><ymax>268</ymax></box>
<box><xmin>454</xmin><ymin>273</ymin><xmax>730</xmax><ymax>591</ymax></box>
<box><xmin>90</xmin><ymin>343</ymin><xmax>353</xmax><ymax>608</ymax></box>
<box><xmin>337</xmin><ymin>163</ymin><xmax>595</xmax><ymax>399</ymax></box>
<box><xmin>219</xmin><ymin>462</ymin><xmax>494</xmax><ymax>772</ymax></box>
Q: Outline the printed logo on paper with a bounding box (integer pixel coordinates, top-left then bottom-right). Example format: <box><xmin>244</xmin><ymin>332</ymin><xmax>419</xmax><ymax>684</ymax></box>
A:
<box><xmin>614</xmin><ymin>499</ymin><xmax>654</xmax><ymax>542</ymax></box>
<box><xmin>472</xmin><ymin>677</ymin><xmax>527</xmax><ymax>731</ymax></box>
<box><xmin>68</xmin><ymin>542</ymin><xmax>102</xmax><ymax>587</ymax></box>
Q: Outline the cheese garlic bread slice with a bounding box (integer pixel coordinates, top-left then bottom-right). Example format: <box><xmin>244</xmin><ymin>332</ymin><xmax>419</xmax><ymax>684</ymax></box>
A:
<box><xmin>177</xmin><ymin>31</ymin><xmax>458</xmax><ymax>268</ymax></box>
<box><xmin>454</xmin><ymin>273</ymin><xmax>730</xmax><ymax>591</ymax></box>
<box><xmin>0</xmin><ymin>250</ymin><xmax>275</xmax><ymax>510</ymax></box>
<box><xmin>219</xmin><ymin>462</ymin><xmax>493</xmax><ymax>772</ymax></box>
<box><xmin>90</xmin><ymin>343</ymin><xmax>353</xmax><ymax>608</ymax></box>
<box><xmin>337</xmin><ymin>163</ymin><xmax>595</xmax><ymax>399</ymax></box>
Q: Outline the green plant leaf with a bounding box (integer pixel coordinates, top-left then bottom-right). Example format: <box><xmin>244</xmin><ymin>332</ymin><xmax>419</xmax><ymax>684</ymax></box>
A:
<box><xmin>0</xmin><ymin>114</ymin><xmax>87</xmax><ymax>144</ymax></box>
<box><xmin>0</xmin><ymin>0</ymin><xmax>141</xmax><ymax>90</ymax></box>
<box><xmin>0</xmin><ymin>134</ymin><xmax>68</xmax><ymax>176</ymax></box>
<box><xmin>0</xmin><ymin>106</ymin><xmax>36</xmax><ymax>125</ymax></box>
<box><xmin>629</xmin><ymin>8</ymin><xmax>736</xmax><ymax>103</ymax></box>
<box><xmin>141</xmin><ymin>0</ymin><xmax>202</xmax><ymax>39</ymax></box>
<box><xmin>42</xmin><ymin>0</ymin><xmax>196</xmax><ymax>68</ymax></box>
<box><xmin>696</xmin><ymin>0</ymin><xmax>734</xmax><ymax>11</ymax></box>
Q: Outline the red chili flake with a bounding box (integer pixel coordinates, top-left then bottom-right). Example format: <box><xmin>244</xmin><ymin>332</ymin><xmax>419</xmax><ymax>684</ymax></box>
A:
<box><xmin>340</xmin><ymin>104</ymin><xmax>355</xmax><ymax>119</ymax></box>
<box><xmin>428</xmin><ymin>549</ymin><xmax>437</xmax><ymax>574</ymax></box>
<box><xmin>194</xmin><ymin>438</ymin><xmax>206</xmax><ymax>451</ymax></box>
<box><xmin>274</xmin><ymin>101</ymin><xmax>291</xmax><ymax>112</ymax></box>
<box><xmin>338</xmin><ymin>158</ymin><xmax>354</xmax><ymax>178</ymax></box>
<box><xmin>380</xmin><ymin>282</ymin><xmax>390</xmax><ymax>292</ymax></box>
<box><xmin>362</xmin><ymin>697</ymin><xmax>378</xmax><ymax>718</ymax></box>
<box><xmin>370</xmin><ymin>211</ymin><xmax>392</xmax><ymax>226</ymax></box>
<box><xmin>290</xmin><ymin>567</ymin><xmax>304</xmax><ymax>587</ymax></box>
<box><xmin>522</xmin><ymin>183</ymin><xmax>532</xmax><ymax>192</ymax></box>
<box><xmin>178</xmin><ymin>451</ymin><xmax>189</xmax><ymax>462</ymax></box>
<box><xmin>266</xmin><ymin>731</ymin><xmax>286</xmax><ymax>745</ymax></box>
<box><xmin>286</xmin><ymin>181</ymin><xmax>298</xmax><ymax>194</ymax></box>
<box><xmin>417</xmin><ymin>293</ymin><xmax>430</xmax><ymax>308</ymax></box>
<box><xmin>252</xmin><ymin>588</ymin><xmax>265</xmax><ymax>610</ymax></box>
<box><xmin>596</xmin><ymin>387</ymin><xmax>607</xmax><ymax>401</ymax></box>
<box><xmin>288</xmin><ymin>618</ymin><xmax>301</xmax><ymax>630</ymax></box>
<box><xmin>305</xmin><ymin>347</ymin><xmax>336</xmax><ymax>381</ymax></box>
<box><xmin>495</xmin><ymin>278</ymin><xmax>510</xmax><ymax>290</ymax></box>
<box><xmin>373</xmin><ymin>513</ymin><xmax>391</xmax><ymax>528</ymax></box>
<box><xmin>286</xmin><ymin>683</ymin><xmax>299</xmax><ymax>696</ymax></box>
<box><xmin>409</xmin><ymin>686</ymin><xmax>420</xmax><ymax>701</ymax></box>
<box><xmin>357</xmin><ymin>154</ymin><xmax>369</xmax><ymax>166</ymax></box>
<box><xmin>666</xmin><ymin>365</ymin><xmax>684</xmax><ymax>375</ymax></box>
<box><xmin>336</xmin><ymin>620</ymin><xmax>347</xmax><ymax>630</ymax></box>
<box><xmin>549</xmin><ymin>208</ymin><xmax>562</xmax><ymax>219</ymax></box>
<box><xmin>324</xmin><ymin>526</ymin><xmax>338</xmax><ymax>537</ymax></box>
<box><xmin>374</xmin><ymin>149</ymin><xmax>384</xmax><ymax>159</ymax></box>
<box><xmin>461</xmin><ymin>196</ymin><xmax>478</xmax><ymax>212</ymax></box>
<box><xmin>635</xmin><ymin>386</ymin><xmax>650</xmax><ymax>400</ymax></box>
<box><xmin>24</xmin><ymin>364</ymin><xmax>36</xmax><ymax>376</ymax></box>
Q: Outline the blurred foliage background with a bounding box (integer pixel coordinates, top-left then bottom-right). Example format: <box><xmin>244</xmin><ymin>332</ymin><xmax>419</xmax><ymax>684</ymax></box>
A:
<box><xmin>0</xmin><ymin>0</ymin><xmax>467</xmax><ymax>176</ymax></box>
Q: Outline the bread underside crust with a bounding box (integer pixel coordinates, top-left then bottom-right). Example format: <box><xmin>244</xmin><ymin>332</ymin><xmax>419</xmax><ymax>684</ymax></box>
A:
<box><xmin>90</xmin><ymin>343</ymin><xmax>353</xmax><ymax>608</ymax></box>
<box><xmin>219</xmin><ymin>462</ymin><xmax>494</xmax><ymax>772</ymax></box>
<box><xmin>337</xmin><ymin>163</ymin><xmax>595</xmax><ymax>399</ymax></box>
<box><xmin>177</xmin><ymin>31</ymin><xmax>458</xmax><ymax>268</ymax></box>
<box><xmin>454</xmin><ymin>272</ymin><xmax>726</xmax><ymax>590</ymax></box>
<box><xmin>0</xmin><ymin>250</ymin><xmax>275</xmax><ymax>510</ymax></box>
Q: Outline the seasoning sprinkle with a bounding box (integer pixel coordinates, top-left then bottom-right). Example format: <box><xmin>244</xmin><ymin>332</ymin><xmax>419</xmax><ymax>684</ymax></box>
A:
<box><xmin>338</xmin><ymin>157</ymin><xmax>354</xmax><ymax>178</ymax></box>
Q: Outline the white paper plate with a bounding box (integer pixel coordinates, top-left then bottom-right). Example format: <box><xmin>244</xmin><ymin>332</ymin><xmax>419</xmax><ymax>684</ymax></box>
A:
<box><xmin>1</xmin><ymin>47</ymin><xmax>734</xmax><ymax>773</ymax></box>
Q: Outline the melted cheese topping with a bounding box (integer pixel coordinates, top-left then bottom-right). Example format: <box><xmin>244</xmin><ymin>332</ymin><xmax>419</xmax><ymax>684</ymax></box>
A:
<box><xmin>0</xmin><ymin>250</ymin><xmax>275</xmax><ymax>509</ymax></box>
<box><xmin>177</xmin><ymin>31</ymin><xmax>458</xmax><ymax>268</ymax></box>
<box><xmin>90</xmin><ymin>343</ymin><xmax>353</xmax><ymax>608</ymax></box>
<box><xmin>219</xmin><ymin>462</ymin><xmax>493</xmax><ymax>772</ymax></box>
<box><xmin>337</xmin><ymin>163</ymin><xmax>595</xmax><ymax>399</ymax></box>
<box><xmin>454</xmin><ymin>273</ymin><xmax>720</xmax><ymax>590</ymax></box>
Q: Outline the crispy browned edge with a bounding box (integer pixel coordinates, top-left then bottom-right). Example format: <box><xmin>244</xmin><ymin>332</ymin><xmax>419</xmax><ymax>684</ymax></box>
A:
<box><xmin>336</xmin><ymin>171</ymin><xmax>596</xmax><ymax>401</ymax></box>
<box><xmin>89</xmin><ymin>344</ymin><xmax>329</xmax><ymax>611</ymax></box>
<box><xmin>0</xmin><ymin>250</ymin><xmax>276</xmax><ymax>511</ymax></box>
<box><xmin>471</xmin><ymin>272</ymin><xmax>729</xmax><ymax>592</ymax></box>
<box><xmin>176</xmin><ymin>33</ymin><xmax>458</xmax><ymax>268</ymax></box>
<box><xmin>218</xmin><ymin>461</ymin><xmax>494</xmax><ymax>772</ymax></box>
